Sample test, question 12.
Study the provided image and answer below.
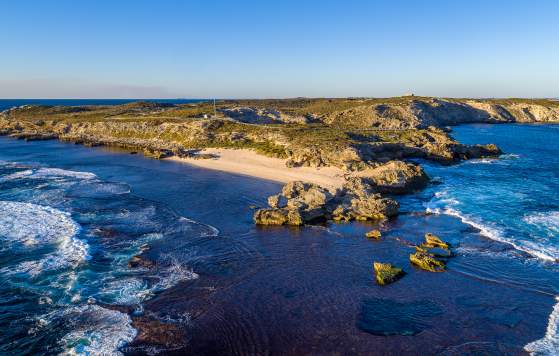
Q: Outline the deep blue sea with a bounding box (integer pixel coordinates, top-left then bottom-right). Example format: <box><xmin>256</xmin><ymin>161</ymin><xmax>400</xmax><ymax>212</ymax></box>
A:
<box><xmin>0</xmin><ymin>99</ymin><xmax>205</xmax><ymax>112</ymax></box>
<box><xmin>0</xmin><ymin>100</ymin><xmax>557</xmax><ymax>355</ymax></box>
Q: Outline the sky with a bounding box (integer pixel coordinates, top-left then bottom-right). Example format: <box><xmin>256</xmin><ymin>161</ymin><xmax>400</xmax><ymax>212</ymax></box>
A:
<box><xmin>0</xmin><ymin>0</ymin><xmax>557</xmax><ymax>99</ymax></box>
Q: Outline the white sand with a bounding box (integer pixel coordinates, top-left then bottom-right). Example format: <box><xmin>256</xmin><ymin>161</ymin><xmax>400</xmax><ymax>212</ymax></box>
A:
<box><xmin>169</xmin><ymin>148</ymin><xmax>346</xmax><ymax>190</ymax></box>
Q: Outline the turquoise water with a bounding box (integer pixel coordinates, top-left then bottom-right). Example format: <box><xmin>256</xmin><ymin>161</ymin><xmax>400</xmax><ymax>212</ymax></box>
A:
<box><xmin>400</xmin><ymin>123</ymin><xmax>559</xmax><ymax>354</ymax></box>
<box><xmin>415</xmin><ymin>124</ymin><xmax>559</xmax><ymax>262</ymax></box>
<box><xmin>0</xmin><ymin>155</ymin><xmax>216</xmax><ymax>354</ymax></box>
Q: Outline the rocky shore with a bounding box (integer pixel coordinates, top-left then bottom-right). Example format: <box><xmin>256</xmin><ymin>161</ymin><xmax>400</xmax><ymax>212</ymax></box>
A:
<box><xmin>1</xmin><ymin>97</ymin><xmax>556</xmax><ymax>228</ymax></box>
<box><xmin>4</xmin><ymin>97</ymin><xmax>553</xmax><ymax>230</ymax></box>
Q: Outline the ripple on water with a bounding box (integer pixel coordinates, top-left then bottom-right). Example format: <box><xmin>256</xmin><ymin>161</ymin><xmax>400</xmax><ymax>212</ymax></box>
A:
<box><xmin>356</xmin><ymin>298</ymin><xmax>443</xmax><ymax>336</ymax></box>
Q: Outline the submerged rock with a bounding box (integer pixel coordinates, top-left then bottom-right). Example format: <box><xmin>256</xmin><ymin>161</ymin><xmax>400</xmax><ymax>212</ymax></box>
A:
<box><xmin>131</xmin><ymin>316</ymin><xmax>186</xmax><ymax>349</ymax></box>
<box><xmin>128</xmin><ymin>255</ymin><xmax>155</xmax><ymax>269</ymax></box>
<box><xmin>374</xmin><ymin>262</ymin><xmax>405</xmax><ymax>285</ymax></box>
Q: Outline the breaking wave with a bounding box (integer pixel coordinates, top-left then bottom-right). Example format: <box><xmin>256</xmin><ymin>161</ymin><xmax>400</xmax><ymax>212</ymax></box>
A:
<box><xmin>0</xmin><ymin>162</ymin><xmax>215</xmax><ymax>354</ymax></box>
<box><xmin>425</xmin><ymin>191</ymin><xmax>558</xmax><ymax>262</ymax></box>
<box><xmin>524</xmin><ymin>211</ymin><xmax>559</xmax><ymax>238</ymax></box>
<box><xmin>0</xmin><ymin>201</ymin><xmax>88</xmax><ymax>275</ymax></box>
<box><xmin>524</xmin><ymin>296</ymin><xmax>559</xmax><ymax>355</ymax></box>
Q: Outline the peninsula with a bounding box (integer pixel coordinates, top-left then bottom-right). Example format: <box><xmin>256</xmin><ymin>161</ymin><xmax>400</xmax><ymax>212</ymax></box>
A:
<box><xmin>1</xmin><ymin>97</ymin><xmax>558</xmax><ymax>225</ymax></box>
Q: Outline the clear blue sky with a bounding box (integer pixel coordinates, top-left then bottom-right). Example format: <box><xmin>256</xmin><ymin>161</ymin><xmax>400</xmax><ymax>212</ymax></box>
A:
<box><xmin>0</xmin><ymin>0</ymin><xmax>557</xmax><ymax>98</ymax></box>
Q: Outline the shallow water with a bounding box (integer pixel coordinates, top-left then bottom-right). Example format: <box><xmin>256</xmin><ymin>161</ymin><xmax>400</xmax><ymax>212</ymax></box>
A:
<box><xmin>0</xmin><ymin>124</ymin><xmax>557</xmax><ymax>355</ymax></box>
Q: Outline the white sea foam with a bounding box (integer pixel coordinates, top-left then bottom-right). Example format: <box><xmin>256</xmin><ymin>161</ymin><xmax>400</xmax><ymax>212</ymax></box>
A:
<box><xmin>425</xmin><ymin>193</ymin><xmax>558</xmax><ymax>262</ymax></box>
<box><xmin>467</xmin><ymin>158</ymin><xmax>498</xmax><ymax>164</ymax></box>
<box><xmin>154</xmin><ymin>256</ymin><xmax>199</xmax><ymax>291</ymax></box>
<box><xmin>98</xmin><ymin>278</ymin><xmax>151</xmax><ymax>305</ymax></box>
<box><xmin>0</xmin><ymin>167</ymin><xmax>96</xmax><ymax>182</ymax></box>
<box><xmin>465</xmin><ymin>153</ymin><xmax>519</xmax><ymax>165</ymax></box>
<box><xmin>524</xmin><ymin>211</ymin><xmax>559</xmax><ymax>237</ymax></box>
<box><xmin>54</xmin><ymin>305</ymin><xmax>137</xmax><ymax>356</ymax></box>
<box><xmin>525</xmin><ymin>296</ymin><xmax>559</xmax><ymax>355</ymax></box>
<box><xmin>0</xmin><ymin>201</ymin><xmax>89</xmax><ymax>275</ymax></box>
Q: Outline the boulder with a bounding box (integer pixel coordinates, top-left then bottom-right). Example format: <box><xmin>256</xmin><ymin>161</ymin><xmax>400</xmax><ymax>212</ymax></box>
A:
<box><xmin>374</xmin><ymin>262</ymin><xmax>405</xmax><ymax>285</ymax></box>
<box><xmin>409</xmin><ymin>249</ymin><xmax>446</xmax><ymax>272</ymax></box>
<box><xmin>423</xmin><ymin>233</ymin><xmax>450</xmax><ymax>249</ymax></box>
<box><xmin>254</xmin><ymin>208</ymin><xmax>290</xmax><ymax>225</ymax></box>
<box><xmin>366</xmin><ymin>230</ymin><xmax>382</xmax><ymax>239</ymax></box>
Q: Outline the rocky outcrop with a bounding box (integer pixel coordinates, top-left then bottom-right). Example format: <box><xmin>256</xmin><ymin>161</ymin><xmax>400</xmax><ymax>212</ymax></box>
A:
<box><xmin>410</xmin><ymin>248</ymin><xmax>446</xmax><ymax>272</ymax></box>
<box><xmin>254</xmin><ymin>180</ymin><xmax>399</xmax><ymax>225</ymax></box>
<box><xmin>423</xmin><ymin>233</ymin><xmax>450</xmax><ymax>249</ymax></box>
<box><xmin>220</xmin><ymin>107</ymin><xmax>314</xmax><ymax>124</ymax></box>
<box><xmin>409</xmin><ymin>234</ymin><xmax>453</xmax><ymax>272</ymax></box>
<box><xmin>331</xmin><ymin>178</ymin><xmax>399</xmax><ymax>221</ymax></box>
<box><xmin>255</xmin><ymin>182</ymin><xmax>335</xmax><ymax>225</ymax></box>
<box><xmin>322</xmin><ymin>98</ymin><xmax>559</xmax><ymax>129</ymax></box>
<box><xmin>355</xmin><ymin>161</ymin><xmax>429</xmax><ymax>194</ymax></box>
<box><xmin>366</xmin><ymin>229</ymin><xmax>382</xmax><ymax>239</ymax></box>
<box><xmin>373</xmin><ymin>262</ymin><xmax>405</xmax><ymax>285</ymax></box>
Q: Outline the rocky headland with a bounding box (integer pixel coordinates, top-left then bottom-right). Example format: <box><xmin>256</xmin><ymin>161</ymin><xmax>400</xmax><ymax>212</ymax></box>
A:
<box><xmin>1</xmin><ymin>97</ymin><xmax>557</xmax><ymax>227</ymax></box>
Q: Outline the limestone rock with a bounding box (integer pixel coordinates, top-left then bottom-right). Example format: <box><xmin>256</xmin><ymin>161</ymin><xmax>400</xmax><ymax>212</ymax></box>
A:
<box><xmin>374</xmin><ymin>262</ymin><xmax>405</xmax><ymax>285</ymax></box>
<box><xmin>357</xmin><ymin>161</ymin><xmax>429</xmax><ymax>194</ymax></box>
<box><xmin>423</xmin><ymin>233</ymin><xmax>450</xmax><ymax>249</ymax></box>
<box><xmin>366</xmin><ymin>230</ymin><xmax>382</xmax><ymax>239</ymax></box>
<box><xmin>409</xmin><ymin>249</ymin><xmax>446</xmax><ymax>272</ymax></box>
<box><xmin>255</xmin><ymin>180</ymin><xmax>399</xmax><ymax>225</ymax></box>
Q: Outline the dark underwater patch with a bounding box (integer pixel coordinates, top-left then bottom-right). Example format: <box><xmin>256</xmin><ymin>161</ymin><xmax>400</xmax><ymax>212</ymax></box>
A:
<box><xmin>357</xmin><ymin>298</ymin><xmax>443</xmax><ymax>336</ymax></box>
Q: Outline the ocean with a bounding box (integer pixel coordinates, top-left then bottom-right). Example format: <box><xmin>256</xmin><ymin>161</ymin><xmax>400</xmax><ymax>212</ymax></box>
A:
<box><xmin>0</xmin><ymin>100</ymin><xmax>557</xmax><ymax>354</ymax></box>
<box><xmin>0</xmin><ymin>99</ymin><xmax>205</xmax><ymax>112</ymax></box>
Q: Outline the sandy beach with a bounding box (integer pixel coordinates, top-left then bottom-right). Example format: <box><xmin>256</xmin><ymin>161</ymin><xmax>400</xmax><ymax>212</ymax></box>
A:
<box><xmin>170</xmin><ymin>148</ymin><xmax>346</xmax><ymax>190</ymax></box>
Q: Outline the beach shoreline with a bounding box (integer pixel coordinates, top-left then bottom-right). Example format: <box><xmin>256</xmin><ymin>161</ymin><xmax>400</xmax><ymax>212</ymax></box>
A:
<box><xmin>169</xmin><ymin>148</ymin><xmax>347</xmax><ymax>191</ymax></box>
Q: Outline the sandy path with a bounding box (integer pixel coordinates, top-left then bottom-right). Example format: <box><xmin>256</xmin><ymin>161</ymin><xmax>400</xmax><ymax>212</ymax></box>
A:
<box><xmin>169</xmin><ymin>148</ymin><xmax>346</xmax><ymax>190</ymax></box>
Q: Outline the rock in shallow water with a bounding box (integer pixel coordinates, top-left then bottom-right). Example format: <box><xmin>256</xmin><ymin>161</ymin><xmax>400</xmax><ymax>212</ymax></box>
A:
<box><xmin>423</xmin><ymin>233</ymin><xmax>450</xmax><ymax>249</ymax></box>
<box><xmin>366</xmin><ymin>229</ymin><xmax>382</xmax><ymax>239</ymax></box>
<box><xmin>373</xmin><ymin>262</ymin><xmax>405</xmax><ymax>285</ymax></box>
<box><xmin>254</xmin><ymin>180</ymin><xmax>399</xmax><ymax>225</ymax></box>
<box><xmin>410</xmin><ymin>248</ymin><xmax>446</xmax><ymax>272</ymax></box>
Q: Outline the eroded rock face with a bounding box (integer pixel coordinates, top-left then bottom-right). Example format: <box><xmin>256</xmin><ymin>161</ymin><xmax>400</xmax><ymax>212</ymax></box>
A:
<box><xmin>254</xmin><ymin>180</ymin><xmax>399</xmax><ymax>225</ymax></box>
<box><xmin>255</xmin><ymin>182</ymin><xmax>334</xmax><ymax>225</ymax></box>
<box><xmin>356</xmin><ymin>161</ymin><xmax>429</xmax><ymax>194</ymax></box>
